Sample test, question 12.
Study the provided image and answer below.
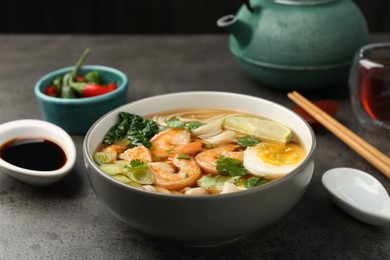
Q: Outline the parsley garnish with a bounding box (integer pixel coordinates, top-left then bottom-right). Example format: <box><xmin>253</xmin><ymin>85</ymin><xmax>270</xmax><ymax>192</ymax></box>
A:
<box><xmin>187</xmin><ymin>121</ymin><xmax>205</xmax><ymax>132</ymax></box>
<box><xmin>216</xmin><ymin>155</ymin><xmax>247</xmax><ymax>177</ymax></box>
<box><xmin>167</xmin><ymin>117</ymin><xmax>186</xmax><ymax>129</ymax></box>
<box><xmin>166</xmin><ymin>118</ymin><xmax>205</xmax><ymax>133</ymax></box>
<box><xmin>177</xmin><ymin>154</ymin><xmax>190</xmax><ymax>160</ymax></box>
<box><xmin>237</xmin><ymin>135</ymin><xmax>260</xmax><ymax>147</ymax></box>
<box><xmin>129</xmin><ymin>159</ymin><xmax>147</xmax><ymax>169</ymax></box>
<box><xmin>245</xmin><ymin>177</ymin><xmax>270</xmax><ymax>188</ymax></box>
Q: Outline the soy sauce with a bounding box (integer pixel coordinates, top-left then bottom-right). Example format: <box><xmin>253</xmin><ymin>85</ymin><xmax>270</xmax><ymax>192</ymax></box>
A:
<box><xmin>0</xmin><ymin>138</ymin><xmax>66</xmax><ymax>171</ymax></box>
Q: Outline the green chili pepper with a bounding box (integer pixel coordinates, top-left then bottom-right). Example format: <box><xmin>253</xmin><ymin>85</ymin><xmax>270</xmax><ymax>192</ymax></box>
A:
<box><xmin>60</xmin><ymin>48</ymin><xmax>90</xmax><ymax>98</ymax></box>
<box><xmin>60</xmin><ymin>74</ymin><xmax>75</xmax><ymax>98</ymax></box>
<box><xmin>69</xmin><ymin>48</ymin><xmax>90</xmax><ymax>79</ymax></box>
<box><xmin>84</xmin><ymin>71</ymin><xmax>100</xmax><ymax>84</ymax></box>
<box><xmin>53</xmin><ymin>76</ymin><xmax>62</xmax><ymax>93</ymax></box>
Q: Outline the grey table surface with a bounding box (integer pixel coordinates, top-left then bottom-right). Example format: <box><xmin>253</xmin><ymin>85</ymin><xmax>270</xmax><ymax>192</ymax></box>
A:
<box><xmin>0</xmin><ymin>34</ymin><xmax>389</xmax><ymax>260</ymax></box>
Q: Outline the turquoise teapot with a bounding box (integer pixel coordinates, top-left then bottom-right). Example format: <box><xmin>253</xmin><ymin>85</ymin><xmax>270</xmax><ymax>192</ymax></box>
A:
<box><xmin>217</xmin><ymin>0</ymin><xmax>369</xmax><ymax>91</ymax></box>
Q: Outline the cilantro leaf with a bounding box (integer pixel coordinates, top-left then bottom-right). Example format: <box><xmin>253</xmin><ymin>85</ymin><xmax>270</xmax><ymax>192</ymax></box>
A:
<box><xmin>216</xmin><ymin>155</ymin><xmax>247</xmax><ymax>177</ymax></box>
<box><xmin>245</xmin><ymin>177</ymin><xmax>270</xmax><ymax>189</ymax></box>
<box><xmin>129</xmin><ymin>159</ymin><xmax>147</xmax><ymax>169</ymax></box>
<box><xmin>127</xmin><ymin>160</ymin><xmax>154</xmax><ymax>185</ymax></box>
<box><xmin>187</xmin><ymin>121</ymin><xmax>205</xmax><ymax>132</ymax></box>
<box><xmin>237</xmin><ymin>135</ymin><xmax>259</xmax><ymax>147</ymax></box>
<box><xmin>167</xmin><ymin>117</ymin><xmax>186</xmax><ymax>129</ymax></box>
<box><xmin>177</xmin><ymin>154</ymin><xmax>190</xmax><ymax>160</ymax></box>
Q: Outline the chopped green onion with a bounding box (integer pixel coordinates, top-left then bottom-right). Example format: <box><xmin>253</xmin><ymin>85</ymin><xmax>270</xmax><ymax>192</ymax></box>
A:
<box><xmin>126</xmin><ymin>160</ymin><xmax>154</xmax><ymax>185</ymax></box>
<box><xmin>99</xmin><ymin>164</ymin><xmax>124</xmax><ymax>175</ymax></box>
<box><xmin>127</xmin><ymin>168</ymin><xmax>154</xmax><ymax>185</ymax></box>
<box><xmin>94</xmin><ymin>152</ymin><xmax>112</xmax><ymax>165</ymax></box>
<box><xmin>112</xmin><ymin>175</ymin><xmax>142</xmax><ymax>187</ymax></box>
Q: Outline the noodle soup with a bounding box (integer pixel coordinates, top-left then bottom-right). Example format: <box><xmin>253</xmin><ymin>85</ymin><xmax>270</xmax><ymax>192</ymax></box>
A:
<box><xmin>93</xmin><ymin>108</ymin><xmax>306</xmax><ymax>195</ymax></box>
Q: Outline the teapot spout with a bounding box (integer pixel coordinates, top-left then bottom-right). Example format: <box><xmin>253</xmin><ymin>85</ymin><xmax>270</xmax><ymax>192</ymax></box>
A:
<box><xmin>217</xmin><ymin>15</ymin><xmax>252</xmax><ymax>47</ymax></box>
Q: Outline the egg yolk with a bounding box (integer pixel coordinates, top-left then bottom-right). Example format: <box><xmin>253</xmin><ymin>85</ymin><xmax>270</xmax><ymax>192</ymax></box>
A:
<box><xmin>256</xmin><ymin>142</ymin><xmax>305</xmax><ymax>166</ymax></box>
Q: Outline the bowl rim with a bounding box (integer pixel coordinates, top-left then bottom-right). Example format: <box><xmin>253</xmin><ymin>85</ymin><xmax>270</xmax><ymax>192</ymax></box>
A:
<box><xmin>83</xmin><ymin>91</ymin><xmax>316</xmax><ymax>199</ymax></box>
<box><xmin>0</xmin><ymin>119</ymin><xmax>77</xmax><ymax>178</ymax></box>
<box><xmin>34</xmin><ymin>65</ymin><xmax>129</xmax><ymax>104</ymax></box>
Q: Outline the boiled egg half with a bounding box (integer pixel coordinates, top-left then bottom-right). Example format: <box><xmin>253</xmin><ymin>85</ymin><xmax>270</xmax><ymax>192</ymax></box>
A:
<box><xmin>243</xmin><ymin>142</ymin><xmax>305</xmax><ymax>179</ymax></box>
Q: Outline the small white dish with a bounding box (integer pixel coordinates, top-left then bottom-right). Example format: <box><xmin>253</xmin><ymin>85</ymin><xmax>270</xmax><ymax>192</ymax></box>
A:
<box><xmin>322</xmin><ymin>167</ymin><xmax>390</xmax><ymax>226</ymax></box>
<box><xmin>0</xmin><ymin>119</ymin><xmax>76</xmax><ymax>186</ymax></box>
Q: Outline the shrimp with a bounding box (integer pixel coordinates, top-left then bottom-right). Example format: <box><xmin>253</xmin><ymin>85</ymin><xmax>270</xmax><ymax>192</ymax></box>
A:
<box><xmin>195</xmin><ymin>144</ymin><xmax>243</xmax><ymax>174</ymax></box>
<box><xmin>148</xmin><ymin>152</ymin><xmax>202</xmax><ymax>190</ymax></box>
<box><xmin>119</xmin><ymin>145</ymin><xmax>153</xmax><ymax>162</ymax></box>
<box><xmin>101</xmin><ymin>144</ymin><xmax>128</xmax><ymax>163</ymax></box>
<box><xmin>151</xmin><ymin>128</ymin><xmax>203</xmax><ymax>159</ymax></box>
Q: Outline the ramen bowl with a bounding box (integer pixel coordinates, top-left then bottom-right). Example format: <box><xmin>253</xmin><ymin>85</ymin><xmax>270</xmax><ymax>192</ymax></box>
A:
<box><xmin>83</xmin><ymin>91</ymin><xmax>316</xmax><ymax>246</ymax></box>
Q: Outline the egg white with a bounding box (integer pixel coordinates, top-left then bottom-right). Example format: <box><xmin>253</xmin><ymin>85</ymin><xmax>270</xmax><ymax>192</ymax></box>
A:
<box><xmin>243</xmin><ymin>146</ymin><xmax>302</xmax><ymax>178</ymax></box>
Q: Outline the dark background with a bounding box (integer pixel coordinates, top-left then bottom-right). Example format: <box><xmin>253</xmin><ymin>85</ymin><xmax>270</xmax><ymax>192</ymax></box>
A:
<box><xmin>0</xmin><ymin>0</ymin><xmax>389</xmax><ymax>34</ymax></box>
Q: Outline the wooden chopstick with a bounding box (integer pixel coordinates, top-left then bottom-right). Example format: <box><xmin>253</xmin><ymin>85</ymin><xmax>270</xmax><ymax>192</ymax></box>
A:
<box><xmin>287</xmin><ymin>91</ymin><xmax>390</xmax><ymax>178</ymax></box>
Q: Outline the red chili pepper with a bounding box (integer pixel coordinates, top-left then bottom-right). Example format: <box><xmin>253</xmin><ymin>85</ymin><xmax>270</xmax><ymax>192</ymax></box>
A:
<box><xmin>76</xmin><ymin>76</ymin><xmax>85</xmax><ymax>82</ymax></box>
<box><xmin>45</xmin><ymin>85</ymin><xmax>58</xmax><ymax>97</ymax></box>
<box><xmin>106</xmin><ymin>83</ymin><xmax>117</xmax><ymax>91</ymax></box>
<box><xmin>82</xmin><ymin>83</ymin><xmax>115</xmax><ymax>97</ymax></box>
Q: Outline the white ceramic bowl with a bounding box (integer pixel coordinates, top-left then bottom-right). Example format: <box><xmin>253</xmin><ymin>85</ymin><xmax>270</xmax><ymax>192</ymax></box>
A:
<box><xmin>83</xmin><ymin>91</ymin><xmax>316</xmax><ymax>246</ymax></box>
<box><xmin>0</xmin><ymin>119</ymin><xmax>76</xmax><ymax>186</ymax></box>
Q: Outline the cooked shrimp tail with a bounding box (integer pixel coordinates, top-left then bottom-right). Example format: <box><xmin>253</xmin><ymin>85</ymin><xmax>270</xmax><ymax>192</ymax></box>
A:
<box><xmin>148</xmin><ymin>152</ymin><xmax>201</xmax><ymax>190</ymax></box>
<box><xmin>195</xmin><ymin>144</ymin><xmax>243</xmax><ymax>174</ymax></box>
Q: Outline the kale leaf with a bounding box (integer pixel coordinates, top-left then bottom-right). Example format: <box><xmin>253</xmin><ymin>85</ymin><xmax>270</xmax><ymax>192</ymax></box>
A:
<box><xmin>103</xmin><ymin>112</ymin><xmax>159</xmax><ymax>148</ymax></box>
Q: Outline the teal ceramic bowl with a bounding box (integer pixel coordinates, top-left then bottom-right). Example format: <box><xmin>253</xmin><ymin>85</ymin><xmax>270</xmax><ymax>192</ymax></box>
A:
<box><xmin>34</xmin><ymin>65</ymin><xmax>129</xmax><ymax>134</ymax></box>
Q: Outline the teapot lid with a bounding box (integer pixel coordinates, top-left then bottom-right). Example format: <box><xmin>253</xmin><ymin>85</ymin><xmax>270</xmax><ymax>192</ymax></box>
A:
<box><xmin>269</xmin><ymin>0</ymin><xmax>339</xmax><ymax>5</ymax></box>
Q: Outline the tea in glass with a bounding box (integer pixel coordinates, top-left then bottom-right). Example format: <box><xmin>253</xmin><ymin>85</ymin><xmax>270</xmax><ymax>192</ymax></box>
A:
<box><xmin>349</xmin><ymin>43</ymin><xmax>390</xmax><ymax>134</ymax></box>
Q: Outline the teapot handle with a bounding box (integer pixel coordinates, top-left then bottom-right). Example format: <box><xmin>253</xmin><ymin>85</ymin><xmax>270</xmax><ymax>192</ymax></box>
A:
<box><xmin>244</xmin><ymin>0</ymin><xmax>254</xmax><ymax>13</ymax></box>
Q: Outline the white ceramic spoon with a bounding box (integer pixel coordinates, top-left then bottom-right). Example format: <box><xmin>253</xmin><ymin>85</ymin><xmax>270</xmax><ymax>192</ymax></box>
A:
<box><xmin>322</xmin><ymin>167</ymin><xmax>390</xmax><ymax>226</ymax></box>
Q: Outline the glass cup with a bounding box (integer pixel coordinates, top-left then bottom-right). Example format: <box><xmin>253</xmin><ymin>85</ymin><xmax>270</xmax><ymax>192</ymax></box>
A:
<box><xmin>349</xmin><ymin>43</ymin><xmax>390</xmax><ymax>135</ymax></box>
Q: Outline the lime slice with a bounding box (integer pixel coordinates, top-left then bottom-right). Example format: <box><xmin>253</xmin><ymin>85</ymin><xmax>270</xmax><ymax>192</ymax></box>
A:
<box><xmin>223</xmin><ymin>117</ymin><xmax>293</xmax><ymax>144</ymax></box>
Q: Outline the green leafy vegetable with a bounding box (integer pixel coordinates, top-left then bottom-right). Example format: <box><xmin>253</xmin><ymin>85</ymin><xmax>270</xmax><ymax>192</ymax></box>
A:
<box><xmin>237</xmin><ymin>135</ymin><xmax>260</xmax><ymax>147</ymax></box>
<box><xmin>129</xmin><ymin>159</ymin><xmax>146</xmax><ymax>168</ymax></box>
<box><xmin>103</xmin><ymin>112</ymin><xmax>159</xmax><ymax>148</ymax></box>
<box><xmin>245</xmin><ymin>177</ymin><xmax>270</xmax><ymax>189</ymax></box>
<box><xmin>216</xmin><ymin>155</ymin><xmax>247</xmax><ymax>177</ymax></box>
